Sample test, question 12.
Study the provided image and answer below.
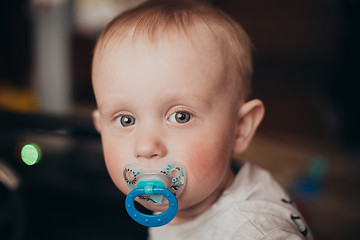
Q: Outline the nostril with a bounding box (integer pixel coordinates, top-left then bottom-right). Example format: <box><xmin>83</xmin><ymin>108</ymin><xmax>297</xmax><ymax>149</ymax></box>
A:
<box><xmin>136</xmin><ymin>153</ymin><xmax>160</xmax><ymax>159</ymax></box>
<box><xmin>151</xmin><ymin>153</ymin><xmax>159</xmax><ymax>158</ymax></box>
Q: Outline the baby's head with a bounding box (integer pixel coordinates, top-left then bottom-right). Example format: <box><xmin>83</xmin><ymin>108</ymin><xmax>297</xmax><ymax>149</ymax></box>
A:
<box><xmin>92</xmin><ymin>0</ymin><xmax>264</xmax><ymax>222</ymax></box>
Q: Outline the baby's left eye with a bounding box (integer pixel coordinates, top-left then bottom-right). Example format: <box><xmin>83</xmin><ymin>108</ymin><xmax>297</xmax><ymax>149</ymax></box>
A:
<box><xmin>169</xmin><ymin>111</ymin><xmax>192</xmax><ymax>124</ymax></box>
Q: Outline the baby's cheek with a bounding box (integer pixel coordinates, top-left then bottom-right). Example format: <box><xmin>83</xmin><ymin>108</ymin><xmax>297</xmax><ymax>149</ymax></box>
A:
<box><xmin>102</xmin><ymin>141</ymin><xmax>128</xmax><ymax>193</ymax></box>
<box><xmin>182</xmin><ymin>141</ymin><xmax>225</xmax><ymax>182</ymax></box>
<box><xmin>104</xmin><ymin>157</ymin><xmax>122</xmax><ymax>186</ymax></box>
<box><xmin>178</xmin><ymin>141</ymin><xmax>228</xmax><ymax>208</ymax></box>
<box><xmin>184</xmin><ymin>142</ymin><xmax>209</xmax><ymax>167</ymax></box>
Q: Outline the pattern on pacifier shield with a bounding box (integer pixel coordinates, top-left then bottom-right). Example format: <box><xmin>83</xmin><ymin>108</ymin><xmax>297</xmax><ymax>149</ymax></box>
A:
<box><xmin>159</xmin><ymin>164</ymin><xmax>185</xmax><ymax>197</ymax></box>
<box><xmin>123</xmin><ymin>167</ymin><xmax>139</xmax><ymax>185</ymax></box>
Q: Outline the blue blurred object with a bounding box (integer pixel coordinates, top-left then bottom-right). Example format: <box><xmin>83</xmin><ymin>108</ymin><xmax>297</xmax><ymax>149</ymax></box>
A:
<box><xmin>293</xmin><ymin>156</ymin><xmax>328</xmax><ymax>201</ymax></box>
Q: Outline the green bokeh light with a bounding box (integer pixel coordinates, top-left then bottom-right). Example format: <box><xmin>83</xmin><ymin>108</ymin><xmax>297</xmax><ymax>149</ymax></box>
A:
<box><xmin>21</xmin><ymin>143</ymin><xmax>41</xmax><ymax>166</ymax></box>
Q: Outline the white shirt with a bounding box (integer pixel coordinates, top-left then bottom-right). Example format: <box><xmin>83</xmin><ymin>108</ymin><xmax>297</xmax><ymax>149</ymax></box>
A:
<box><xmin>149</xmin><ymin>162</ymin><xmax>313</xmax><ymax>240</ymax></box>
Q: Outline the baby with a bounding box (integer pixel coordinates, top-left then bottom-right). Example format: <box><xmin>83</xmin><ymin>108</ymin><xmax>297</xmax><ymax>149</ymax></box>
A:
<box><xmin>91</xmin><ymin>0</ymin><xmax>313</xmax><ymax>239</ymax></box>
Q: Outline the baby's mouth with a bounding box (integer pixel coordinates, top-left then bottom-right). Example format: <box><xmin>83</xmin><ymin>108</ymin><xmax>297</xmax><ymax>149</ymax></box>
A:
<box><xmin>123</xmin><ymin>162</ymin><xmax>186</xmax><ymax>205</ymax></box>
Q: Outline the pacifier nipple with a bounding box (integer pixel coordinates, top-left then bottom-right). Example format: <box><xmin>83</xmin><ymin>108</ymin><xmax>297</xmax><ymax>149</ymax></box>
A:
<box><xmin>124</xmin><ymin>163</ymin><xmax>186</xmax><ymax>227</ymax></box>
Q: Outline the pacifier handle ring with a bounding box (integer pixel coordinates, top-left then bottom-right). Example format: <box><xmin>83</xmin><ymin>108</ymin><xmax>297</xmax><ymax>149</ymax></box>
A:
<box><xmin>125</xmin><ymin>187</ymin><xmax>178</xmax><ymax>227</ymax></box>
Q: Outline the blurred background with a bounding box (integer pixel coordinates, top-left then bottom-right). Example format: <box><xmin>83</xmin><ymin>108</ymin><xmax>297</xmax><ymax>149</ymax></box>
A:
<box><xmin>0</xmin><ymin>0</ymin><xmax>359</xmax><ymax>239</ymax></box>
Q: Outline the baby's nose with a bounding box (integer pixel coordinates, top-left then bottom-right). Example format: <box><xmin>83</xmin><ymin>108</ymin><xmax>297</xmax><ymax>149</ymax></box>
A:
<box><xmin>134</xmin><ymin>129</ymin><xmax>167</xmax><ymax>159</ymax></box>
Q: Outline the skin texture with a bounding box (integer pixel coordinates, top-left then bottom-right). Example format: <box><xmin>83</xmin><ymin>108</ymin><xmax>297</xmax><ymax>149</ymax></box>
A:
<box><xmin>92</xmin><ymin>30</ymin><xmax>264</xmax><ymax>224</ymax></box>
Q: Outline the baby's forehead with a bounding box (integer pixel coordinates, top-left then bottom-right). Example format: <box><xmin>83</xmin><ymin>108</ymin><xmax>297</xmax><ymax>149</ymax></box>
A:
<box><xmin>97</xmin><ymin>29</ymin><xmax>227</xmax><ymax>75</ymax></box>
<box><xmin>94</xmin><ymin>27</ymin><xmax>231</xmax><ymax>78</ymax></box>
<box><xmin>92</xmin><ymin>25</ymin><xmax>243</xmax><ymax>106</ymax></box>
<box><xmin>92</xmin><ymin>29</ymin><xmax>238</xmax><ymax>102</ymax></box>
<box><xmin>97</xmin><ymin>31</ymin><xmax>230</xmax><ymax>84</ymax></box>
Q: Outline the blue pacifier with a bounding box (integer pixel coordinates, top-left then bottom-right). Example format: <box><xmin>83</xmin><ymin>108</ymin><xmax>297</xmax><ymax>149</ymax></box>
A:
<box><xmin>124</xmin><ymin>163</ymin><xmax>186</xmax><ymax>227</ymax></box>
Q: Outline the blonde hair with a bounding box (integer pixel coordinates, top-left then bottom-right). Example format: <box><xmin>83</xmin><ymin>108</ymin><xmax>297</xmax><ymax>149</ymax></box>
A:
<box><xmin>93</xmin><ymin>0</ymin><xmax>253</xmax><ymax>100</ymax></box>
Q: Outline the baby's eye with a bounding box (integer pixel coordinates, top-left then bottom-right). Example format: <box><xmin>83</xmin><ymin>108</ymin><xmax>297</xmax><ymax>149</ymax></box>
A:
<box><xmin>169</xmin><ymin>111</ymin><xmax>191</xmax><ymax>124</ymax></box>
<box><xmin>115</xmin><ymin>115</ymin><xmax>136</xmax><ymax>127</ymax></box>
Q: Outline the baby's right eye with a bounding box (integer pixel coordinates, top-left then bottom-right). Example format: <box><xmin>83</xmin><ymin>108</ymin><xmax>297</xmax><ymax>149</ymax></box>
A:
<box><xmin>115</xmin><ymin>115</ymin><xmax>136</xmax><ymax>127</ymax></box>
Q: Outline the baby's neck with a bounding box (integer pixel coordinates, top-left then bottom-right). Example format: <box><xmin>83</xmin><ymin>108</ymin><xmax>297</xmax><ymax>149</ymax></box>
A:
<box><xmin>171</xmin><ymin>168</ymin><xmax>235</xmax><ymax>225</ymax></box>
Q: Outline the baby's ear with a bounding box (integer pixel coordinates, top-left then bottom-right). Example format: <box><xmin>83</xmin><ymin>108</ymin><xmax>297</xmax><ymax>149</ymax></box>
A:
<box><xmin>233</xmin><ymin>99</ymin><xmax>264</xmax><ymax>154</ymax></box>
<box><xmin>92</xmin><ymin>109</ymin><xmax>102</xmax><ymax>133</ymax></box>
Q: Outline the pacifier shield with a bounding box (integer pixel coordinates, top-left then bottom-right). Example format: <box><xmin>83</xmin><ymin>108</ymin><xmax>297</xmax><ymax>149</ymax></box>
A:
<box><xmin>123</xmin><ymin>162</ymin><xmax>186</xmax><ymax>205</ymax></box>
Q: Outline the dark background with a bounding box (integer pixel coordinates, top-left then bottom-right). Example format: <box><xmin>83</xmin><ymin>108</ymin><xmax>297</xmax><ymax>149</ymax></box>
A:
<box><xmin>0</xmin><ymin>0</ymin><xmax>359</xmax><ymax>239</ymax></box>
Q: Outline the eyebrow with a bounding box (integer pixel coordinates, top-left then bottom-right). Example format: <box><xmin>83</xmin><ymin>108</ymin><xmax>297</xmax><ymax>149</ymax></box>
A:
<box><xmin>98</xmin><ymin>97</ymin><xmax>132</xmax><ymax>116</ymax></box>
<box><xmin>97</xmin><ymin>89</ymin><xmax>214</xmax><ymax>119</ymax></box>
<box><xmin>160</xmin><ymin>90</ymin><xmax>213</xmax><ymax>110</ymax></box>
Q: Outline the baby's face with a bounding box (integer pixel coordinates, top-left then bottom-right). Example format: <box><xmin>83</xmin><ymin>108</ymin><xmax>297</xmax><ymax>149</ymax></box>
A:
<box><xmin>92</xmin><ymin>33</ymin><xmax>238</xmax><ymax>218</ymax></box>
